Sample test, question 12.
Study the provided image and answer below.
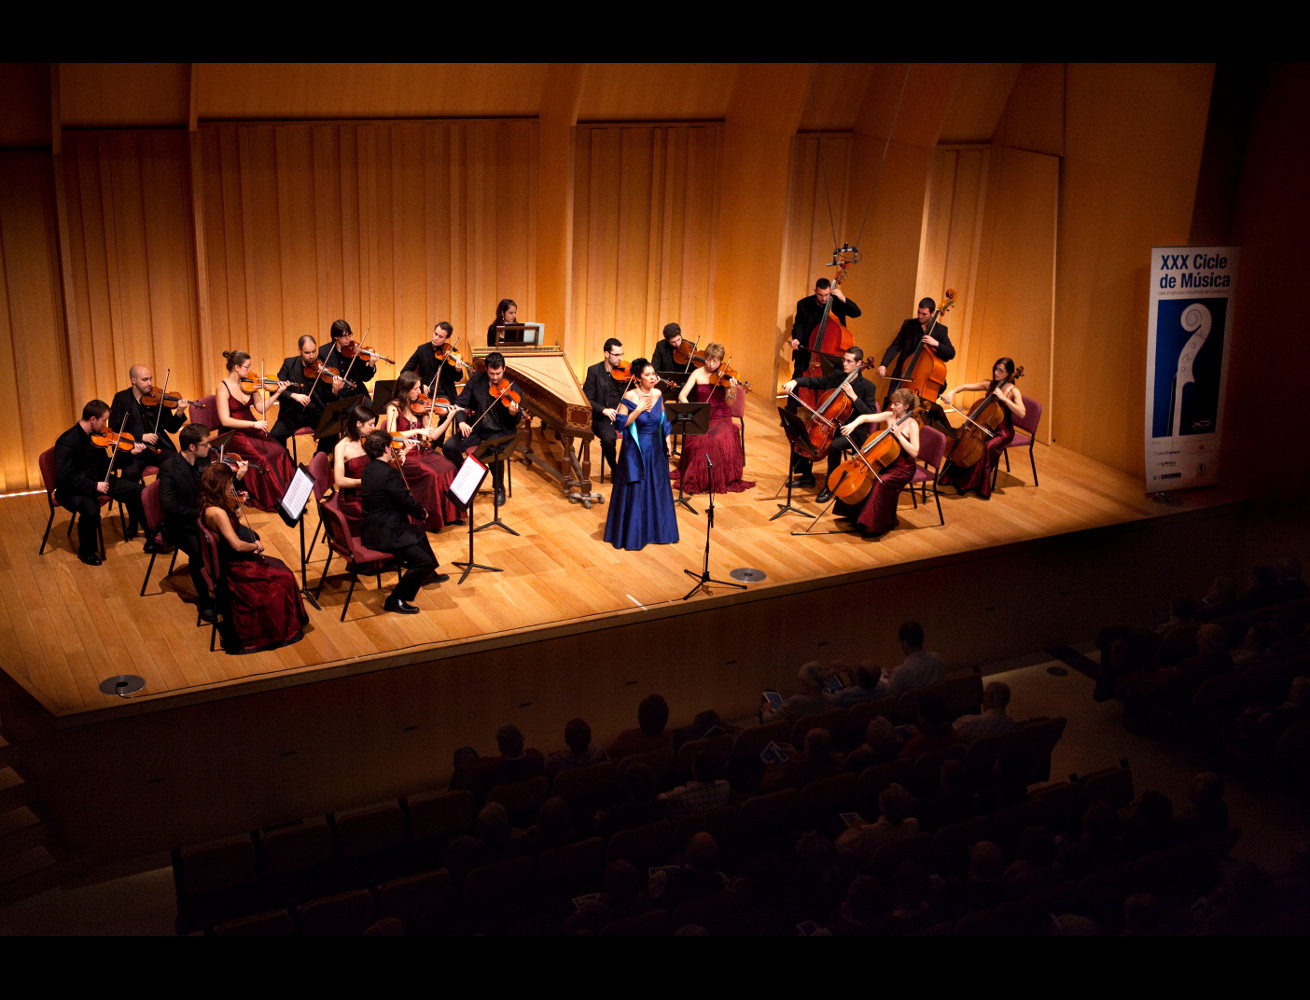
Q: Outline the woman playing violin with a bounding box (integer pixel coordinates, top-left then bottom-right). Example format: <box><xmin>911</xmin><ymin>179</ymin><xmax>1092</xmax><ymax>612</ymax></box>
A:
<box><xmin>940</xmin><ymin>357</ymin><xmax>1025</xmax><ymax>500</ymax></box>
<box><xmin>216</xmin><ymin>350</ymin><xmax>297</xmax><ymax>513</ymax></box>
<box><xmin>199</xmin><ymin>461</ymin><xmax>307</xmax><ymax>654</ymax></box>
<box><xmin>333</xmin><ymin>404</ymin><xmax>377</xmax><ymax>529</ymax></box>
<box><xmin>836</xmin><ymin>387</ymin><xmax>921</xmax><ymax>538</ymax></box>
<box><xmin>384</xmin><ymin>372</ymin><xmax>462</xmax><ymax>531</ymax></box>
<box><xmin>674</xmin><ymin>342</ymin><xmax>755</xmax><ymax>496</ymax></box>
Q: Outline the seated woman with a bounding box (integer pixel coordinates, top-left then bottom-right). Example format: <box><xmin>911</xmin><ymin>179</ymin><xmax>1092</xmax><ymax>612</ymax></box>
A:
<box><xmin>939</xmin><ymin>356</ymin><xmax>1025</xmax><ymax>499</ymax></box>
<box><xmin>199</xmin><ymin>461</ymin><xmax>308</xmax><ymax>654</ymax></box>
<box><xmin>333</xmin><ymin>403</ymin><xmax>376</xmax><ymax>530</ymax></box>
<box><xmin>674</xmin><ymin>342</ymin><xmax>754</xmax><ymax>495</ymax></box>
<box><xmin>215</xmin><ymin>350</ymin><xmax>298</xmax><ymax>513</ymax></box>
<box><xmin>834</xmin><ymin>387</ymin><xmax>921</xmax><ymax>538</ymax></box>
<box><xmin>383</xmin><ymin>373</ymin><xmax>462</xmax><ymax>532</ymax></box>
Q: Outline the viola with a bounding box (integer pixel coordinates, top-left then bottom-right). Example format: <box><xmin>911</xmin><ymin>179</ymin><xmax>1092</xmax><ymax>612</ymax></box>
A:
<box><xmin>826</xmin><ymin>409</ymin><xmax>923</xmax><ymax>506</ymax></box>
<box><xmin>91</xmin><ymin>428</ymin><xmax>136</xmax><ymax>452</ymax></box>
<box><xmin>945</xmin><ymin>365</ymin><xmax>1023</xmax><ymax>469</ymax></box>
<box><xmin>901</xmin><ymin>289</ymin><xmax>957</xmax><ymax>405</ymax></box>
<box><xmin>140</xmin><ymin>387</ymin><xmax>204</xmax><ymax>410</ymax></box>
<box><xmin>219</xmin><ymin>451</ymin><xmax>267</xmax><ymax>474</ymax></box>
<box><xmin>433</xmin><ymin>344</ymin><xmax>471</xmax><ymax>371</ymax></box>
<box><xmin>488</xmin><ymin>380</ymin><xmax>522</xmax><ymax>409</ymax></box>
<box><xmin>302</xmin><ymin>359</ymin><xmax>357</xmax><ymax>391</ymax></box>
<box><xmin>704</xmin><ymin>358</ymin><xmax>753</xmax><ymax>394</ymax></box>
<box><xmin>240</xmin><ymin>375</ymin><xmax>302</xmax><ymax>394</ymax></box>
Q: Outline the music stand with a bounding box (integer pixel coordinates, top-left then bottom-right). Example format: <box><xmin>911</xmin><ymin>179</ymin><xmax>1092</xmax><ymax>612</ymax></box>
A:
<box><xmin>313</xmin><ymin>393</ymin><xmax>368</xmax><ymax>443</ymax></box>
<box><xmin>470</xmin><ymin>432</ymin><xmax>521</xmax><ymax>536</ymax></box>
<box><xmin>490</xmin><ymin>322</ymin><xmax>543</xmax><ymax>347</ymax></box>
<box><xmin>448</xmin><ymin>455</ymin><xmax>500</xmax><ymax>584</ymax></box>
<box><xmin>665</xmin><ymin>401</ymin><xmax>709</xmax><ymax>515</ymax></box>
<box><xmin>768</xmin><ymin>407</ymin><xmax>816</xmax><ymax>522</ymax></box>
<box><xmin>276</xmin><ymin>463</ymin><xmax>322</xmax><ymax>610</ymax></box>
<box><xmin>682</xmin><ymin>453</ymin><xmax>747</xmax><ymax>600</ymax></box>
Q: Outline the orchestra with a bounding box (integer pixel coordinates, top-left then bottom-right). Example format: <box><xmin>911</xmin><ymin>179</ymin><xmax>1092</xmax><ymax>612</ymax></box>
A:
<box><xmin>51</xmin><ymin>276</ymin><xmax>1030</xmax><ymax>633</ymax></box>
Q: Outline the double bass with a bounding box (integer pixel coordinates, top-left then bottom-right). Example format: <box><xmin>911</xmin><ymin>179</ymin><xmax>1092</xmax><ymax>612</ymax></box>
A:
<box><xmin>797</xmin><ymin>261</ymin><xmax>854</xmax><ymax>414</ymax></box>
<box><xmin>945</xmin><ymin>365</ymin><xmax>1024</xmax><ymax>469</ymax></box>
<box><xmin>900</xmin><ymin>289</ymin><xmax>957</xmax><ymax>405</ymax></box>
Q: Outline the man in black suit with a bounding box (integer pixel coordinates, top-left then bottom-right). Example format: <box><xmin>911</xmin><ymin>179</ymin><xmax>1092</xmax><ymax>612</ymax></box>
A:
<box><xmin>271</xmin><ymin>335</ymin><xmax>348</xmax><ymax>451</ymax></box>
<box><xmin>582</xmin><ymin>337</ymin><xmax>626</xmax><ymax>480</ymax></box>
<box><xmin>781</xmin><ymin>346</ymin><xmax>882</xmax><ymax>501</ymax></box>
<box><xmin>441</xmin><ymin>351</ymin><xmax>522</xmax><ymax>507</ymax></box>
<box><xmin>158</xmin><ymin>424</ymin><xmax>247</xmax><ymax>622</ymax></box>
<box><xmin>109</xmin><ymin>364</ymin><xmax>187</xmax><ymax>480</ymax></box>
<box><xmin>878</xmin><ymin>297</ymin><xmax>956</xmax><ymax>395</ymax></box>
<box><xmin>401</xmin><ymin>321</ymin><xmax>465</xmax><ymax>406</ymax></box>
<box><xmin>53</xmin><ymin>400</ymin><xmax>148</xmax><ymax>566</ymax></box>
<box><xmin>789</xmin><ymin>277</ymin><xmax>862</xmax><ymax>382</ymax></box>
<box><xmin>361</xmin><ymin>430</ymin><xmax>446</xmax><ymax>614</ymax></box>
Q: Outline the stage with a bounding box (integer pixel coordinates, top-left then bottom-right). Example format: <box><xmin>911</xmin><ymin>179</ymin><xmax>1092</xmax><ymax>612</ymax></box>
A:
<box><xmin>0</xmin><ymin>392</ymin><xmax>1252</xmax><ymax>859</ymax></box>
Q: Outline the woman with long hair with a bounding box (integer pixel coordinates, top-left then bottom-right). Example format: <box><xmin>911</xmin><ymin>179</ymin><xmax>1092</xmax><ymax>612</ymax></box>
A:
<box><xmin>835</xmin><ymin>387</ymin><xmax>922</xmax><ymax>538</ymax></box>
<box><xmin>940</xmin><ymin>357</ymin><xmax>1025</xmax><ymax>499</ymax></box>
<box><xmin>215</xmin><ymin>349</ymin><xmax>297</xmax><ymax>512</ymax></box>
<box><xmin>333</xmin><ymin>403</ymin><xmax>377</xmax><ymax>526</ymax></box>
<box><xmin>383</xmin><ymin>372</ymin><xmax>461</xmax><ymax>532</ymax></box>
<box><xmin>674</xmin><ymin>342</ymin><xmax>754</xmax><ymax>495</ymax></box>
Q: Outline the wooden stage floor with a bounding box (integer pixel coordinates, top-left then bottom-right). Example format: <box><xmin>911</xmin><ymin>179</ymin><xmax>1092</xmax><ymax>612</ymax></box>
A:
<box><xmin>0</xmin><ymin>393</ymin><xmax>1237</xmax><ymax>722</ymax></box>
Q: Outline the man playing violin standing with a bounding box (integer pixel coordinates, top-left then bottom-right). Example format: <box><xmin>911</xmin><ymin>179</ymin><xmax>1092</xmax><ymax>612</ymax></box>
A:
<box><xmin>401</xmin><ymin>321</ymin><xmax>466</xmax><ymax>406</ymax></box>
<box><xmin>53</xmin><ymin>400</ymin><xmax>149</xmax><ymax>566</ymax></box>
<box><xmin>782</xmin><ymin>346</ymin><xmax>881</xmax><ymax>502</ymax></box>
<box><xmin>878</xmin><ymin>297</ymin><xmax>956</xmax><ymax>399</ymax></box>
<box><xmin>271</xmin><ymin>335</ymin><xmax>351</xmax><ymax>453</ymax></box>
<box><xmin>441</xmin><ymin>351</ymin><xmax>522</xmax><ymax>507</ymax></box>
<box><xmin>652</xmin><ymin>323</ymin><xmax>684</xmax><ymax>376</ymax></box>
<box><xmin>159</xmin><ymin>423</ymin><xmax>248</xmax><ymax>622</ymax></box>
<box><xmin>109</xmin><ymin>365</ymin><xmax>186</xmax><ymax>480</ymax></box>
<box><xmin>582</xmin><ymin>337</ymin><xmax>627</xmax><ymax>480</ymax></box>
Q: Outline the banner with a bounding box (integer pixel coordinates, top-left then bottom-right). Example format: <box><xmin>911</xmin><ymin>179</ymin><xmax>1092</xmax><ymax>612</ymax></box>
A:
<box><xmin>1145</xmin><ymin>246</ymin><xmax>1239</xmax><ymax>492</ymax></box>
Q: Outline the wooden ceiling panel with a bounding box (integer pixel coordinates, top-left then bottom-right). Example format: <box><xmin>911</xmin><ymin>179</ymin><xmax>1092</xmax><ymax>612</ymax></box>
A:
<box><xmin>854</xmin><ymin>63</ymin><xmax>965</xmax><ymax>147</ymax></box>
<box><xmin>58</xmin><ymin>63</ymin><xmax>190</xmax><ymax>127</ymax></box>
<box><xmin>938</xmin><ymin>63</ymin><xmax>1021</xmax><ymax>144</ymax></box>
<box><xmin>576</xmin><ymin>63</ymin><xmax>740</xmax><ymax>121</ymax></box>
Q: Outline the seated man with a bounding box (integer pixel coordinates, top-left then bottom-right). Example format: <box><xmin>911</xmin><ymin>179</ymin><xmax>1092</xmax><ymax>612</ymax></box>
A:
<box><xmin>109</xmin><ymin>364</ymin><xmax>186</xmax><ymax>485</ymax></box>
<box><xmin>54</xmin><ymin>400</ymin><xmax>148</xmax><ymax>566</ymax></box>
<box><xmin>441</xmin><ymin>351</ymin><xmax>522</xmax><ymax>507</ymax></box>
<box><xmin>467</xmin><ymin>723</ymin><xmax>545</xmax><ymax>803</ymax></box>
<box><xmin>360</xmin><ymin>429</ymin><xmax>446</xmax><ymax>614</ymax></box>
<box><xmin>582</xmin><ymin>337</ymin><xmax>627</xmax><ymax>481</ymax></box>
<box><xmin>885</xmin><ymin>621</ymin><xmax>945</xmax><ymax>697</ymax></box>
<box><xmin>658</xmin><ymin>752</ymin><xmax>730</xmax><ymax>823</ymax></box>
<box><xmin>761</xmin><ymin>661</ymin><xmax>833</xmax><ymax>725</ymax></box>
<box><xmin>158</xmin><ymin>424</ymin><xmax>248</xmax><ymax>623</ymax></box>
<box><xmin>832</xmin><ymin>660</ymin><xmax>888</xmax><ymax>706</ymax></box>
<box><xmin>952</xmin><ymin>681</ymin><xmax>1016</xmax><ymax>742</ymax></box>
<box><xmin>607</xmin><ymin>694</ymin><xmax>673</xmax><ymax>760</ymax></box>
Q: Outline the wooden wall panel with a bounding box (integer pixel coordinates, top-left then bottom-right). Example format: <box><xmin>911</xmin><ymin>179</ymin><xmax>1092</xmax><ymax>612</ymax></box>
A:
<box><xmin>569</xmin><ymin>125</ymin><xmax>721</xmax><ymax>375</ymax></box>
<box><xmin>0</xmin><ymin>152</ymin><xmax>71</xmax><ymax>491</ymax></box>
<box><xmin>59</xmin><ymin>131</ymin><xmax>201</xmax><ymax>419</ymax></box>
<box><xmin>198</xmin><ymin>121</ymin><xmax>538</xmax><ymax>376</ymax></box>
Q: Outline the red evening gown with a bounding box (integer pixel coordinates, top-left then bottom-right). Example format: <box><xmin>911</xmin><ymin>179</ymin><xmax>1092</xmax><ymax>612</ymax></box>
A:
<box><xmin>394</xmin><ymin>413</ymin><xmax>460</xmax><ymax>531</ymax></box>
<box><xmin>218</xmin><ymin>514</ymin><xmax>308</xmax><ymax>654</ymax></box>
<box><xmin>943</xmin><ymin>407</ymin><xmax>1013</xmax><ymax>499</ymax></box>
<box><xmin>675</xmin><ymin>384</ymin><xmax>754</xmax><ymax>495</ymax></box>
<box><xmin>336</xmin><ymin>454</ymin><xmax>369</xmax><ymax>531</ymax></box>
<box><xmin>847</xmin><ymin>450</ymin><xmax>915</xmax><ymax>536</ymax></box>
<box><xmin>224</xmin><ymin>393</ymin><xmax>297</xmax><ymax>513</ymax></box>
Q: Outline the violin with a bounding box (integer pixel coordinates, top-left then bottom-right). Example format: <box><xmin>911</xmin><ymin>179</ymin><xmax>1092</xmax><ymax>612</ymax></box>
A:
<box><xmin>140</xmin><ymin>386</ymin><xmax>204</xmax><ymax>410</ymax></box>
<box><xmin>339</xmin><ymin>340</ymin><xmax>393</xmax><ymax>364</ymax></box>
<box><xmin>826</xmin><ymin>408</ymin><xmax>923</xmax><ymax>506</ymax></box>
<box><xmin>433</xmin><ymin>343</ymin><xmax>471</xmax><ymax>371</ymax></box>
<box><xmin>91</xmin><ymin>428</ymin><xmax>136</xmax><ymax>452</ymax></box>
<box><xmin>900</xmin><ymin>289</ymin><xmax>957</xmax><ymax>405</ymax></box>
<box><xmin>671</xmin><ymin>338</ymin><xmax>701</xmax><ymax>370</ymax></box>
<box><xmin>302</xmin><ymin>358</ymin><xmax>357</xmax><ymax>391</ymax></box>
<box><xmin>945</xmin><ymin>365</ymin><xmax>1023</xmax><ymax>469</ymax></box>
<box><xmin>609</xmin><ymin>363</ymin><xmax>677</xmax><ymax>391</ymax></box>
<box><xmin>704</xmin><ymin>358</ymin><xmax>752</xmax><ymax>394</ymax></box>
<box><xmin>219</xmin><ymin>451</ymin><xmax>267</xmax><ymax>474</ymax></box>
<box><xmin>240</xmin><ymin>375</ymin><xmax>302</xmax><ymax>394</ymax></box>
<box><xmin>488</xmin><ymin>380</ymin><xmax>522</xmax><ymax>409</ymax></box>
<box><xmin>411</xmin><ymin>394</ymin><xmax>461</xmax><ymax>417</ymax></box>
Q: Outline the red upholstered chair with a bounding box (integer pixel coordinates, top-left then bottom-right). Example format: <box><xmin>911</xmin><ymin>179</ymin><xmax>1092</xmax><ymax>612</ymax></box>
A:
<box><xmin>727</xmin><ymin>383</ymin><xmax>747</xmax><ymax>460</ymax></box>
<box><xmin>138</xmin><ymin>479</ymin><xmax>179</xmax><ymax>596</ymax></box>
<box><xmin>909</xmin><ymin>424</ymin><xmax>948</xmax><ymax>526</ymax></box>
<box><xmin>289</xmin><ymin>426</ymin><xmax>317</xmax><ymax>464</ymax></box>
<box><xmin>314</xmin><ymin>496</ymin><xmax>399</xmax><ymax>621</ymax></box>
<box><xmin>38</xmin><ymin>447</ymin><xmax>108</xmax><ymax>558</ymax></box>
<box><xmin>196</xmin><ymin>518</ymin><xmax>227</xmax><ymax>647</ymax></box>
<box><xmin>188</xmin><ymin>395</ymin><xmax>220</xmax><ymax>432</ymax></box>
<box><xmin>993</xmin><ymin>395</ymin><xmax>1042</xmax><ymax>490</ymax></box>
<box><xmin>304</xmin><ymin>451</ymin><xmax>337</xmax><ymax>563</ymax></box>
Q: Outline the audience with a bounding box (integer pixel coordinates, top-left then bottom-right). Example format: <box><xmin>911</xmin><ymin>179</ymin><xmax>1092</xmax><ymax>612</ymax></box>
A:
<box><xmin>953</xmin><ymin>681</ymin><xmax>1016</xmax><ymax>741</ymax></box>
<box><xmin>885</xmin><ymin>621</ymin><xmax>945</xmax><ymax>696</ymax></box>
<box><xmin>761</xmin><ymin>661</ymin><xmax>833</xmax><ymax>725</ymax></box>
<box><xmin>546</xmin><ymin>718</ymin><xmax>607</xmax><ymax>777</ymax></box>
<box><xmin>607</xmin><ymin>694</ymin><xmax>673</xmax><ymax>760</ymax></box>
<box><xmin>658</xmin><ymin>752</ymin><xmax>731</xmax><ymax>823</ymax></box>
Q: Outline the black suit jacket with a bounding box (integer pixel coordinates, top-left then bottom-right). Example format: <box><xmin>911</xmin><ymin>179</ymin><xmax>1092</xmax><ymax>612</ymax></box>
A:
<box><xmin>110</xmin><ymin>387</ymin><xmax>183</xmax><ymax>465</ymax></box>
<box><xmin>881</xmin><ymin>319</ymin><xmax>955</xmax><ymax>378</ymax></box>
<box><xmin>455</xmin><ymin>372</ymin><xmax>523</xmax><ymax>437</ymax></box>
<box><xmin>793</xmin><ymin>369</ymin><xmax>880</xmax><ymax>418</ymax></box>
<box><xmin>401</xmin><ymin>343</ymin><xmax>462</xmax><ymax>401</ymax></box>
<box><xmin>158</xmin><ymin>451</ymin><xmax>209</xmax><ymax>541</ymax></box>
<box><xmin>361</xmin><ymin>458</ymin><xmax>426</xmax><ymax>551</ymax></box>
<box><xmin>54</xmin><ymin>424</ymin><xmax>106</xmax><ymax>501</ymax></box>
<box><xmin>790</xmin><ymin>294</ymin><xmax>862</xmax><ymax>376</ymax></box>
<box><xmin>320</xmin><ymin>343</ymin><xmax>376</xmax><ymax>404</ymax></box>
<box><xmin>583</xmin><ymin>361</ymin><xmax>627</xmax><ymax>421</ymax></box>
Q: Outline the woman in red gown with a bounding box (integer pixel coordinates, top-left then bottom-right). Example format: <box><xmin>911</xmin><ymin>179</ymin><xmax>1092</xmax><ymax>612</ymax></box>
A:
<box><xmin>674</xmin><ymin>342</ymin><xmax>754</xmax><ymax>495</ymax></box>
<box><xmin>383</xmin><ymin>372</ymin><xmax>462</xmax><ymax>532</ymax></box>
<box><xmin>199</xmin><ymin>462</ymin><xmax>307</xmax><ymax>654</ymax></box>
<box><xmin>215</xmin><ymin>350</ymin><xmax>297</xmax><ymax>513</ymax></box>
<box><xmin>940</xmin><ymin>357</ymin><xmax>1025</xmax><ymax>499</ymax></box>
<box><xmin>333</xmin><ymin>403</ymin><xmax>377</xmax><ymax>529</ymax></box>
<box><xmin>836</xmin><ymin>388</ymin><xmax>921</xmax><ymax>538</ymax></box>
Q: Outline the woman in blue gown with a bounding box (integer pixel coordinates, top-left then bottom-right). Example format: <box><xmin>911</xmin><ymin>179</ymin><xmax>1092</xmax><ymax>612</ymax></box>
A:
<box><xmin>604</xmin><ymin>359</ymin><xmax>679</xmax><ymax>551</ymax></box>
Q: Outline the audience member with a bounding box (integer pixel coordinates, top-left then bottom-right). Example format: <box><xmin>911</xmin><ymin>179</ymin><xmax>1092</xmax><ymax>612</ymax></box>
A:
<box><xmin>545</xmin><ymin>717</ymin><xmax>607</xmax><ymax>777</ymax></box>
<box><xmin>761</xmin><ymin>661</ymin><xmax>833</xmax><ymax>724</ymax></box>
<box><xmin>844</xmin><ymin>717</ymin><xmax>902</xmax><ymax>774</ymax></box>
<box><xmin>658</xmin><ymin>752</ymin><xmax>731</xmax><ymax>823</ymax></box>
<box><xmin>648</xmin><ymin>832</ymin><xmax>728</xmax><ymax>907</ymax></box>
<box><xmin>835</xmin><ymin>782</ymin><xmax>920</xmax><ymax>863</ymax></box>
<box><xmin>762</xmin><ymin>727</ymin><xmax>843</xmax><ymax>791</ymax></box>
<box><xmin>885</xmin><ymin>621</ymin><xmax>944</xmax><ymax>696</ymax></box>
<box><xmin>952</xmin><ymin>681</ymin><xmax>1016</xmax><ymax>741</ymax></box>
<box><xmin>467</xmin><ymin>724</ymin><xmax>545</xmax><ymax>802</ymax></box>
<box><xmin>898</xmin><ymin>691</ymin><xmax>960</xmax><ymax>759</ymax></box>
<box><xmin>831</xmin><ymin>660</ymin><xmax>888</xmax><ymax>706</ymax></box>
<box><xmin>607</xmin><ymin>694</ymin><xmax>673</xmax><ymax>760</ymax></box>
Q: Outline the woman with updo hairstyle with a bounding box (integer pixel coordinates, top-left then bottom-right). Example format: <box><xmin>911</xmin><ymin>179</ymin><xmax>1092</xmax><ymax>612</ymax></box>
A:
<box><xmin>939</xmin><ymin>356</ymin><xmax>1025</xmax><ymax>499</ymax></box>
<box><xmin>604</xmin><ymin>359</ymin><xmax>679</xmax><ymax>550</ymax></box>
<box><xmin>215</xmin><ymin>349</ymin><xmax>297</xmax><ymax>512</ymax></box>
<box><xmin>333</xmin><ymin>403</ymin><xmax>377</xmax><ymax>526</ymax></box>
<box><xmin>383</xmin><ymin>372</ymin><xmax>461</xmax><ymax>532</ymax></box>
<box><xmin>675</xmin><ymin>341</ymin><xmax>754</xmax><ymax>495</ymax></box>
<box><xmin>834</xmin><ymin>387</ymin><xmax>922</xmax><ymax>538</ymax></box>
<box><xmin>199</xmin><ymin>461</ymin><xmax>307</xmax><ymax>654</ymax></box>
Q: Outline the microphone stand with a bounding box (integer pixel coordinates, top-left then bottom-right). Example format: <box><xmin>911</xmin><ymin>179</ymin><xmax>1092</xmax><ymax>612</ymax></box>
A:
<box><xmin>682</xmin><ymin>454</ymin><xmax>746</xmax><ymax>600</ymax></box>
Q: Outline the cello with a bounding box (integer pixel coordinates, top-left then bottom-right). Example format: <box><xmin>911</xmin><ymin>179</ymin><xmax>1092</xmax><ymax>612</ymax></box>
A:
<box><xmin>786</xmin><ymin>356</ymin><xmax>876</xmax><ymax>460</ymax></box>
<box><xmin>944</xmin><ymin>365</ymin><xmax>1024</xmax><ymax>469</ymax></box>
<box><xmin>899</xmin><ymin>289</ymin><xmax>957</xmax><ymax>405</ymax></box>
<box><xmin>825</xmin><ymin>401</ymin><xmax>923</xmax><ymax>506</ymax></box>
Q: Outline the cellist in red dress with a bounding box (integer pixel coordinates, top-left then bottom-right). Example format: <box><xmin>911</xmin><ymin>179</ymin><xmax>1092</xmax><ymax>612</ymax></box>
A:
<box><xmin>940</xmin><ymin>357</ymin><xmax>1025</xmax><ymax>500</ymax></box>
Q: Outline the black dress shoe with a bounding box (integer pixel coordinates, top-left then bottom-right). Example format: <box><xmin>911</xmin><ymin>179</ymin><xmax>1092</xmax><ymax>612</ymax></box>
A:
<box><xmin>815</xmin><ymin>487</ymin><xmax>835</xmax><ymax>504</ymax></box>
<box><xmin>198</xmin><ymin>607</ymin><xmax>217</xmax><ymax>624</ymax></box>
<box><xmin>432</xmin><ymin>573</ymin><xmax>450</xmax><ymax>585</ymax></box>
<box><xmin>78</xmin><ymin>552</ymin><xmax>103</xmax><ymax>566</ymax></box>
<box><xmin>143</xmin><ymin>539</ymin><xmax>168</xmax><ymax>554</ymax></box>
<box><xmin>494</xmin><ymin>487</ymin><xmax>507</xmax><ymax>506</ymax></box>
<box><xmin>384</xmin><ymin>598</ymin><xmax>420</xmax><ymax>615</ymax></box>
<box><xmin>793</xmin><ymin>476</ymin><xmax>816</xmax><ymax>488</ymax></box>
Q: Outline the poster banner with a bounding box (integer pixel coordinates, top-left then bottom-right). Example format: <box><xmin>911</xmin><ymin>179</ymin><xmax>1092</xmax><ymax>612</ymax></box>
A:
<box><xmin>1145</xmin><ymin>246</ymin><xmax>1239</xmax><ymax>492</ymax></box>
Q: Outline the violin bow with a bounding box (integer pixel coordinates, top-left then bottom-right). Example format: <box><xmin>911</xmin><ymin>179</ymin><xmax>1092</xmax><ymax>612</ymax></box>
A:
<box><xmin>103</xmin><ymin>413</ymin><xmax>131</xmax><ymax>480</ymax></box>
<box><xmin>151</xmin><ymin>368</ymin><xmax>171</xmax><ymax>443</ymax></box>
